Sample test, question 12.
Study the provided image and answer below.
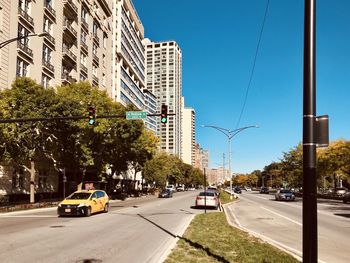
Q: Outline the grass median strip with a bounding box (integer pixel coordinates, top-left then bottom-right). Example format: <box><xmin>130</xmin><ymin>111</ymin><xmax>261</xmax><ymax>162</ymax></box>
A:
<box><xmin>164</xmin><ymin>191</ymin><xmax>299</xmax><ymax>263</ymax></box>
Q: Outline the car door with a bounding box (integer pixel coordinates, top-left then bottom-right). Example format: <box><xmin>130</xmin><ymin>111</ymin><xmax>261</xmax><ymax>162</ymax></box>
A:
<box><xmin>96</xmin><ymin>191</ymin><xmax>105</xmax><ymax>212</ymax></box>
<box><xmin>90</xmin><ymin>192</ymin><xmax>99</xmax><ymax>213</ymax></box>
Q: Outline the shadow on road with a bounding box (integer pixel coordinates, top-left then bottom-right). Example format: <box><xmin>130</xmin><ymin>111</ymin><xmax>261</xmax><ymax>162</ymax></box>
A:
<box><xmin>137</xmin><ymin>213</ymin><xmax>229</xmax><ymax>263</ymax></box>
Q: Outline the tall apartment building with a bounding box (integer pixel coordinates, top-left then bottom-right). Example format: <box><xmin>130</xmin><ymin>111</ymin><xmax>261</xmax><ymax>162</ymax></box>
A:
<box><xmin>181</xmin><ymin>97</ymin><xmax>195</xmax><ymax>165</ymax></box>
<box><xmin>144</xmin><ymin>39</ymin><xmax>182</xmax><ymax>156</ymax></box>
<box><xmin>0</xmin><ymin>0</ymin><xmax>114</xmax><ymax>94</ymax></box>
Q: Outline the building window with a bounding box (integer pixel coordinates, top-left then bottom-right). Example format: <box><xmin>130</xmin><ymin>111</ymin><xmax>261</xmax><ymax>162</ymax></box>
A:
<box><xmin>12</xmin><ymin>168</ymin><xmax>24</xmax><ymax>190</ymax></box>
<box><xmin>80</xmin><ymin>74</ymin><xmax>87</xmax><ymax>81</ymax></box>
<box><xmin>43</xmin><ymin>17</ymin><xmax>53</xmax><ymax>34</ymax></box>
<box><xmin>81</xmin><ymin>6</ymin><xmax>88</xmax><ymax>23</ymax></box>
<box><xmin>92</xmin><ymin>64</ymin><xmax>97</xmax><ymax>76</ymax></box>
<box><xmin>103</xmin><ymin>33</ymin><xmax>107</xmax><ymax>48</ymax></box>
<box><xmin>18</xmin><ymin>24</ymin><xmax>29</xmax><ymax>45</ymax></box>
<box><xmin>38</xmin><ymin>170</ymin><xmax>48</xmax><ymax>189</ymax></box>
<box><xmin>81</xmin><ymin>30</ymin><xmax>87</xmax><ymax>44</ymax></box>
<box><xmin>93</xmin><ymin>21</ymin><xmax>98</xmax><ymax>35</ymax></box>
<box><xmin>42</xmin><ymin>74</ymin><xmax>50</xmax><ymax>88</ymax></box>
<box><xmin>42</xmin><ymin>44</ymin><xmax>52</xmax><ymax>62</ymax></box>
<box><xmin>93</xmin><ymin>43</ymin><xmax>97</xmax><ymax>55</ymax></box>
<box><xmin>16</xmin><ymin>58</ymin><xmax>29</xmax><ymax>77</ymax></box>
<box><xmin>19</xmin><ymin>0</ymin><xmax>30</xmax><ymax>12</ymax></box>
<box><xmin>80</xmin><ymin>52</ymin><xmax>87</xmax><ymax>66</ymax></box>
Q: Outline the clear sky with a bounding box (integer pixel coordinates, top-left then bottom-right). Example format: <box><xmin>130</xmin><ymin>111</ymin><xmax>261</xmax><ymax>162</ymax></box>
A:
<box><xmin>133</xmin><ymin>0</ymin><xmax>350</xmax><ymax>173</ymax></box>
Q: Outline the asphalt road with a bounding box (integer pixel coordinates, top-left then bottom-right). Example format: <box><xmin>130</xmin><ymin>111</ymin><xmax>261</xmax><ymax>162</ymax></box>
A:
<box><xmin>226</xmin><ymin>191</ymin><xmax>350</xmax><ymax>263</ymax></box>
<box><xmin>0</xmin><ymin>190</ymin><xmax>210</xmax><ymax>263</ymax></box>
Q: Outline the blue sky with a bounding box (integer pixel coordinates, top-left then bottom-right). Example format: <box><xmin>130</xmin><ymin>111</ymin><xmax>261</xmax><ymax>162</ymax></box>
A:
<box><xmin>133</xmin><ymin>0</ymin><xmax>350</xmax><ymax>173</ymax></box>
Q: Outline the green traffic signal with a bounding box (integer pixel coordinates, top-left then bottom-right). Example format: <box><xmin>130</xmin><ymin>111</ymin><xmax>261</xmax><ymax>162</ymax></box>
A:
<box><xmin>161</xmin><ymin>105</ymin><xmax>168</xmax><ymax>124</ymax></box>
<box><xmin>88</xmin><ymin>106</ymin><xmax>96</xmax><ymax>126</ymax></box>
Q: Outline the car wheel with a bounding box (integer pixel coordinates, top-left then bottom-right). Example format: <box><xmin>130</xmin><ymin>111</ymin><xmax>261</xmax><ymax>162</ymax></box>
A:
<box><xmin>85</xmin><ymin>207</ymin><xmax>91</xmax><ymax>217</ymax></box>
<box><xmin>104</xmin><ymin>203</ymin><xmax>109</xmax><ymax>213</ymax></box>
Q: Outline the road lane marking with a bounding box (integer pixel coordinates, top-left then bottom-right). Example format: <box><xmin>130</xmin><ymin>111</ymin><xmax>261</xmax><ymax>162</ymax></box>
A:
<box><xmin>0</xmin><ymin>215</ymin><xmax>57</xmax><ymax>218</ymax></box>
<box><xmin>261</xmin><ymin>206</ymin><xmax>302</xmax><ymax>226</ymax></box>
<box><xmin>226</xmin><ymin>204</ymin><xmax>329</xmax><ymax>263</ymax></box>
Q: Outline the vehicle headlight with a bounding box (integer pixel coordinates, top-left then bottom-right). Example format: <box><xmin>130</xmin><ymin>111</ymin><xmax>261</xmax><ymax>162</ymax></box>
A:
<box><xmin>58</xmin><ymin>203</ymin><xmax>62</xmax><ymax>207</ymax></box>
<box><xmin>78</xmin><ymin>203</ymin><xmax>88</xmax><ymax>208</ymax></box>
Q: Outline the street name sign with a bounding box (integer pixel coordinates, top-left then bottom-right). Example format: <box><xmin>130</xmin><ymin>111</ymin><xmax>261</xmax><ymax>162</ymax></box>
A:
<box><xmin>126</xmin><ymin>111</ymin><xmax>147</xmax><ymax>120</ymax></box>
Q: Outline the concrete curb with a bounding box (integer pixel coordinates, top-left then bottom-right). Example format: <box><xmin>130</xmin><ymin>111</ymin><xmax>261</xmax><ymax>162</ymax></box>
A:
<box><xmin>222</xmin><ymin>202</ymin><xmax>303</xmax><ymax>262</ymax></box>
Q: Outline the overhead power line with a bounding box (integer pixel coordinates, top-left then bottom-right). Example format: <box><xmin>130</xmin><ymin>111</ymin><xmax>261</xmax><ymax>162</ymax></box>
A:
<box><xmin>235</xmin><ymin>0</ymin><xmax>270</xmax><ymax>129</ymax></box>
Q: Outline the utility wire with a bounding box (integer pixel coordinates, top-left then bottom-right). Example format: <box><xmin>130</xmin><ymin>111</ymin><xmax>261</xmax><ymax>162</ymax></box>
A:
<box><xmin>235</xmin><ymin>0</ymin><xmax>270</xmax><ymax>129</ymax></box>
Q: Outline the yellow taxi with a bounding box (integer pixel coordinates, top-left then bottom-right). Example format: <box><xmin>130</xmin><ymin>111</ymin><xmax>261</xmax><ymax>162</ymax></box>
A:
<box><xmin>57</xmin><ymin>190</ymin><xmax>109</xmax><ymax>217</ymax></box>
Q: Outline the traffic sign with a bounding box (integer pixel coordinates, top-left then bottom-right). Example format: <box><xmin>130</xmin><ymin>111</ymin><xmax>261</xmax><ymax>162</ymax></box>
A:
<box><xmin>126</xmin><ymin>111</ymin><xmax>147</xmax><ymax>120</ymax></box>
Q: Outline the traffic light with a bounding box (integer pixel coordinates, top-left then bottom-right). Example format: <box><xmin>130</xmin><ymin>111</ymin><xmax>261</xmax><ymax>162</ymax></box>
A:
<box><xmin>88</xmin><ymin>106</ymin><xmax>96</xmax><ymax>126</ymax></box>
<box><xmin>161</xmin><ymin>104</ymin><xmax>168</xmax><ymax>124</ymax></box>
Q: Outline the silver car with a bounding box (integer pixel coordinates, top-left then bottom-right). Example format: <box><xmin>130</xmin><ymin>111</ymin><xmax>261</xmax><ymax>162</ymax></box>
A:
<box><xmin>195</xmin><ymin>191</ymin><xmax>219</xmax><ymax>209</ymax></box>
<box><xmin>275</xmin><ymin>189</ymin><xmax>295</xmax><ymax>201</ymax></box>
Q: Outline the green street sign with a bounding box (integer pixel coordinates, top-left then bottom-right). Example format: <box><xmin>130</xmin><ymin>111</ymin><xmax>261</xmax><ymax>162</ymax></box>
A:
<box><xmin>126</xmin><ymin>111</ymin><xmax>147</xmax><ymax>120</ymax></box>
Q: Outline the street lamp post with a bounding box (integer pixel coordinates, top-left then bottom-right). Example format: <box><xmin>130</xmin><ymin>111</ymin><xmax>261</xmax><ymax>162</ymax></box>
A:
<box><xmin>0</xmin><ymin>32</ymin><xmax>48</xmax><ymax>49</ymax></box>
<box><xmin>201</xmin><ymin>125</ymin><xmax>259</xmax><ymax>199</ymax></box>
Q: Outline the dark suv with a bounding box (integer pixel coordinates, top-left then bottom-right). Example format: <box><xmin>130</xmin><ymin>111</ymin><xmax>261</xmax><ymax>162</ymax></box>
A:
<box><xmin>260</xmin><ymin>187</ymin><xmax>269</xmax><ymax>194</ymax></box>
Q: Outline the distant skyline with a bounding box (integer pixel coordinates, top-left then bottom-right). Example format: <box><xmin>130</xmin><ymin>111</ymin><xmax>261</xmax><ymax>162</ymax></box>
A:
<box><xmin>134</xmin><ymin>0</ymin><xmax>350</xmax><ymax>173</ymax></box>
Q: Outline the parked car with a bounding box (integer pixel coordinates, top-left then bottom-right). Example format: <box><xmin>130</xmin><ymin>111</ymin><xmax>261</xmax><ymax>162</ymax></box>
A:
<box><xmin>176</xmin><ymin>185</ymin><xmax>185</xmax><ymax>192</ymax></box>
<box><xmin>158</xmin><ymin>189</ymin><xmax>173</xmax><ymax>198</ymax></box>
<box><xmin>335</xmin><ymin>187</ymin><xmax>348</xmax><ymax>196</ymax></box>
<box><xmin>343</xmin><ymin>191</ymin><xmax>350</xmax><ymax>203</ymax></box>
<box><xmin>195</xmin><ymin>191</ymin><xmax>219</xmax><ymax>209</ymax></box>
<box><xmin>243</xmin><ymin>186</ymin><xmax>252</xmax><ymax>191</ymax></box>
<box><xmin>166</xmin><ymin>184</ymin><xmax>175</xmax><ymax>192</ymax></box>
<box><xmin>234</xmin><ymin>186</ymin><xmax>242</xmax><ymax>194</ymax></box>
<box><xmin>260</xmin><ymin>187</ymin><xmax>269</xmax><ymax>194</ymax></box>
<box><xmin>57</xmin><ymin>190</ymin><xmax>109</xmax><ymax>217</ymax></box>
<box><xmin>275</xmin><ymin>189</ymin><xmax>295</xmax><ymax>201</ymax></box>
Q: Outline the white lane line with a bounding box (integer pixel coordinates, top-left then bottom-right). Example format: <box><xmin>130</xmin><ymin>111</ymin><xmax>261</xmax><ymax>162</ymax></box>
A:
<box><xmin>261</xmin><ymin>206</ymin><xmax>302</xmax><ymax>226</ymax></box>
<box><xmin>226</xmin><ymin>204</ymin><xmax>329</xmax><ymax>263</ymax></box>
<box><xmin>0</xmin><ymin>215</ymin><xmax>57</xmax><ymax>218</ymax></box>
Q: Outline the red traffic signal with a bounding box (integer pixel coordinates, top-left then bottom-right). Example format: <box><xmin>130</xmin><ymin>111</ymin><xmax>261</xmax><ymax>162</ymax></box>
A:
<box><xmin>161</xmin><ymin>105</ymin><xmax>168</xmax><ymax>124</ymax></box>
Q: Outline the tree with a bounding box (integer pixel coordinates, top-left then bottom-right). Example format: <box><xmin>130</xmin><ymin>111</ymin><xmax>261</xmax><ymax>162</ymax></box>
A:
<box><xmin>0</xmin><ymin>78</ymin><xmax>60</xmax><ymax>202</ymax></box>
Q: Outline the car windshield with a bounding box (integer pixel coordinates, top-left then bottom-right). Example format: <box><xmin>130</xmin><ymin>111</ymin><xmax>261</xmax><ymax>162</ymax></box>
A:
<box><xmin>66</xmin><ymin>192</ymin><xmax>91</xmax><ymax>200</ymax></box>
<box><xmin>199</xmin><ymin>192</ymin><xmax>215</xmax><ymax>197</ymax></box>
<box><xmin>280</xmin><ymin>190</ymin><xmax>292</xmax><ymax>194</ymax></box>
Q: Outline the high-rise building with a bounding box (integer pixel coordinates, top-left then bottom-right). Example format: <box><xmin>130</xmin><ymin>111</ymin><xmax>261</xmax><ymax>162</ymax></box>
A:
<box><xmin>181</xmin><ymin>97</ymin><xmax>195</xmax><ymax>165</ymax></box>
<box><xmin>0</xmin><ymin>0</ymin><xmax>113</xmax><ymax>93</ymax></box>
<box><xmin>112</xmin><ymin>0</ymin><xmax>145</xmax><ymax>107</ymax></box>
<box><xmin>144</xmin><ymin>39</ymin><xmax>182</xmax><ymax>156</ymax></box>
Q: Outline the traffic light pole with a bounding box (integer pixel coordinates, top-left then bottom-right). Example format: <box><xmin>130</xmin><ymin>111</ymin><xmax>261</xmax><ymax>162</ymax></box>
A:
<box><xmin>0</xmin><ymin>113</ymin><xmax>176</xmax><ymax>124</ymax></box>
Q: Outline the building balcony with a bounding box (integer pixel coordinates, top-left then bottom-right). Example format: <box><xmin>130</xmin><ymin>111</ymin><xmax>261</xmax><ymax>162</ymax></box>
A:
<box><xmin>61</xmin><ymin>72</ymin><xmax>76</xmax><ymax>85</ymax></box>
<box><xmin>92</xmin><ymin>54</ymin><xmax>99</xmax><ymax>65</ymax></box>
<box><xmin>44</xmin><ymin>2</ymin><xmax>56</xmax><ymax>20</ymax></box>
<box><xmin>17</xmin><ymin>41</ymin><xmax>33</xmax><ymax>59</ymax></box>
<box><xmin>93</xmin><ymin>34</ymin><xmax>100</xmax><ymax>46</ymax></box>
<box><xmin>62</xmin><ymin>46</ymin><xmax>77</xmax><ymax>66</ymax></box>
<box><xmin>42</xmin><ymin>59</ymin><xmax>55</xmax><ymax>73</ymax></box>
<box><xmin>43</xmin><ymin>32</ymin><xmax>55</xmax><ymax>47</ymax></box>
<box><xmin>63</xmin><ymin>19</ymin><xmax>77</xmax><ymax>41</ymax></box>
<box><xmin>80</xmin><ymin>64</ymin><xmax>87</xmax><ymax>73</ymax></box>
<box><xmin>81</xmin><ymin>19</ymin><xmax>89</xmax><ymax>31</ymax></box>
<box><xmin>18</xmin><ymin>7</ymin><xmax>34</xmax><ymax>28</ymax></box>
<box><xmin>63</xmin><ymin>0</ymin><xmax>78</xmax><ymax>19</ymax></box>
<box><xmin>81</xmin><ymin>41</ymin><xmax>88</xmax><ymax>53</ymax></box>
<box><xmin>92</xmin><ymin>75</ymin><xmax>99</xmax><ymax>85</ymax></box>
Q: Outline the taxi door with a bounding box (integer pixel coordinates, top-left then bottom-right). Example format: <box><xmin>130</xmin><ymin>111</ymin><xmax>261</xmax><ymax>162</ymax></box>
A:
<box><xmin>90</xmin><ymin>192</ymin><xmax>99</xmax><ymax>213</ymax></box>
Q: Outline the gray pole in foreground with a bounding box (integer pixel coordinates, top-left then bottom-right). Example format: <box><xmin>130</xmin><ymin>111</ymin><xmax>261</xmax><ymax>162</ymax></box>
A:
<box><xmin>303</xmin><ymin>0</ymin><xmax>318</xmax><ymax>262</ymax></box>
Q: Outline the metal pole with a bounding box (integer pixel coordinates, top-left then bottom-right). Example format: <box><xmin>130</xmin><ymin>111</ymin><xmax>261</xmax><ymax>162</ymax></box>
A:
<box><xmin>228</xmin><ymin>136</ymin><xmax>232</xmax><ymax>199</ymax></box>
<box><xmin>204</xmin><ymin>168</ymin><xmax>207</xmax><ymax>214</ymax></box>
<box><xmin>223</xmin><ymin>153</ymin><xmax>225</xmax><ymax>185</ymax></box>
<box><xmin>303</xmin><ymin>0</ymin><xmax>318</xmax><ymax>262</ymax></box>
